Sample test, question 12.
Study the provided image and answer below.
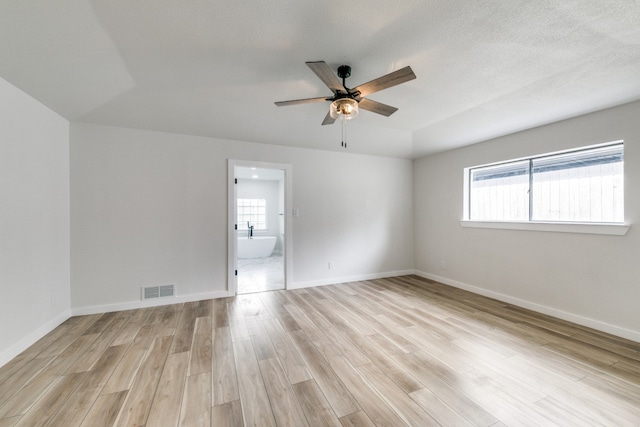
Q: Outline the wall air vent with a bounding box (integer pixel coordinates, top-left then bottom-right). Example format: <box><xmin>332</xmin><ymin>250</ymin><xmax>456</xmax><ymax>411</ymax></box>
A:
<box><xmin>142</xmin><ymin>284</ymin><xmax>176</xmax><ymax>300</ymax></box>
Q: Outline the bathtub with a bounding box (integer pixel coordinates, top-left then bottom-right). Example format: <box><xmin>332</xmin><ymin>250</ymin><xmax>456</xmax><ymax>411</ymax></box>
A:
<box><xmin>237</xmin><ymin>236</ymin><xmax>277</xmax><ymax>259</ymax></box>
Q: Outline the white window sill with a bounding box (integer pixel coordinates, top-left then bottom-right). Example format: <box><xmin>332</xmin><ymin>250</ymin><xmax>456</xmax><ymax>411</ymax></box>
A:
<box><xmin>460</xmin><ymin>220</ymin><xmax>630</xmax><ymax>236</ymax></box>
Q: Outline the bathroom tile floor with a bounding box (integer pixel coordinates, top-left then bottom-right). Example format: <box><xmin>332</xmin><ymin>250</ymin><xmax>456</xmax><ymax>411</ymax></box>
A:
<box><xmin>237</xmin><ymin>254</ymin><xmax>284</xmax><ymax>294</ymax></box>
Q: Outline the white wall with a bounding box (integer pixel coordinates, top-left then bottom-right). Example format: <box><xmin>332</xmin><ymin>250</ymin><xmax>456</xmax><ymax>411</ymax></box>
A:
<box><xmin>70</xmin><ymin>123</ymin><xmax>414</xmax><ymax>312</ymax></box>
<box><xmin>0</xmin><ymin>77</ymin><xmax>70</xmax><ymax>365</ymax></box>
<box><xmin>414</xmin><ymin>100</ymin><xmax>640</xmax><ymax>341</ymax></box>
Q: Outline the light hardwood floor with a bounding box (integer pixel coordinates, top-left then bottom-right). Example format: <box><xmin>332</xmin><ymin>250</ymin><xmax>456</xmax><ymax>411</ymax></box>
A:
<box><xmin>1</xmin><ymin>275</ymin><xmax>639</xmax><ymax>426</ymax></box>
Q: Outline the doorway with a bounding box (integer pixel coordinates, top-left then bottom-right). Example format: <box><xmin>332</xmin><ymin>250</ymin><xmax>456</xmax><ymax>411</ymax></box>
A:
<box><xmin>227</xmin><ymin>160</ymin><xmax>293</xmax><ymax>295</ymax></box>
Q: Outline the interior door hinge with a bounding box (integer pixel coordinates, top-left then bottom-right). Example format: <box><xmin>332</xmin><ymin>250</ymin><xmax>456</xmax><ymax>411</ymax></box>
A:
<box><xmin>235</xmin><ymin>270</ymin><xmax>238</xmax><ymax>276</ymax></box>
<box><xmin>234</xmin><ymin>178</ymin><xmax>237</xmax><ymax>184</ymax></box>
<box><xmin>235</xmin><ymin>224</ymin><xmax>237</xmax><ymax>230</ymax></box>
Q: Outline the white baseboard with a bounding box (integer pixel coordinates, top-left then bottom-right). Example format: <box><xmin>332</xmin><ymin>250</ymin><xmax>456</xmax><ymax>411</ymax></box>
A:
<box><xmin>72</xmin><ymin>290</ymin><xmax>230</xmax><ymax>316</ymax></box>
<box><xmin>291</xmin><ymin>269</ymin><xmax>415</xmax><ymax>290</ymax></box>
<box><xmin>0</xmin><ymin>310</ymin><xmax>72</xmax><ymax>368</ymax></box>
<box><xmin>415</xmin><ymin>270</ymin><xmax>640</xmax><ymax>343</ymax></box>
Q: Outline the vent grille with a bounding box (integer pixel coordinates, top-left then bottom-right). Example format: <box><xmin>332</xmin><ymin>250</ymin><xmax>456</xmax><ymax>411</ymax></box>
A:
<box><xmin>142</xmin><ymin>284</ymin><xmax>176</xmax><ymax>300</ymax></box>
<box><xmin>159</xmin><ymin>284</ymin><xmax>175</xmax><ymax>297</ymax></box>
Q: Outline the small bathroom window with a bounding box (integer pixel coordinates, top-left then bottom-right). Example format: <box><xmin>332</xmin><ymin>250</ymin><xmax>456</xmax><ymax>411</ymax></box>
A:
<box><xmin>237</xmin><ymin>198</ymin><xmax>267</xmax><ymax>230</ymax></box>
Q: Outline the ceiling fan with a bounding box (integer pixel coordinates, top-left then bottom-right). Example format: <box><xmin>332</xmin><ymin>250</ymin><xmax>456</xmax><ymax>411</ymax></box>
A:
<box><xmin>275</xmin><ymin>61</ymin><xmax>416</xmax><ymax>126</ymax></box>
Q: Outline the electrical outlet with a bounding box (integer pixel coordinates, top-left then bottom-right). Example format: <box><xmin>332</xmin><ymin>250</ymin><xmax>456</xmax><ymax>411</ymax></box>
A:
<box><xmin>440</xmin><ymin>261</ymin><xmax>446</xmax><ymax>269</ymax></box>
<box><xmin>328</xmin><ymin>261</ymin><xmax>334</xmax><ymax>270</ymax></box>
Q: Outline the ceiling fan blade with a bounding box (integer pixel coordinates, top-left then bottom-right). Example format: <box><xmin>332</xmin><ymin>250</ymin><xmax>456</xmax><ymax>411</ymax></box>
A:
<box><xmin>306</xmin><ymin>61</ymin><xmax>347</xmax><ymax>94</ymax></box>
<box><xmin>274</xmin><ymin>97</ymin><xmax>329</xmax><ymax>107</ymax></box>
<box><xmin>321</xmin><ymin>111</ymin><xmax>336</xmax><ymax>126</ymax></box>
<box><xmin>353</xmin><ymin>66</ymin><xmax>416</xmax><ymax>98</ymax></box>
<box><xmin>358</xmin><ymin>98</ymin><xmax>398</xmax><ymax>117</ymax></box>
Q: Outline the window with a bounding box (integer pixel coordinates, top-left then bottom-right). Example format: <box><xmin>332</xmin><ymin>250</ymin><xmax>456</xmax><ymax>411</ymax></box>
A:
<box><xmin>469</xmin><ymin>160</ymin><xmax>530</xmax><ymax>221</ymax></box>
<box><xmin>466</xmin><ymin>142</ymin><xmax>624</xmax><ymax>223</ymax></box>
<box><xmin>237</xmin><ymin>198</ymin><xmax>267</xmax><ymax>230</ymax></box>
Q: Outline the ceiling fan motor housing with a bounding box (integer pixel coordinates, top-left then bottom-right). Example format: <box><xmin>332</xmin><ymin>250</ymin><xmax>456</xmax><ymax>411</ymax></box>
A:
<box><xmin>337</xmin><ymin>65</ymin><xmax>351</xmax><ymax>80</ymax></box>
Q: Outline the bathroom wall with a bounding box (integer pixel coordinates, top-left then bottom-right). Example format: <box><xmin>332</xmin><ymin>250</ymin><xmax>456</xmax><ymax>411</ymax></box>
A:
<box><xmin>70</xmin><ymin>123</ymin><xmax>414</xmax><ymax>313</ymax></box>
<box><xmin>413</xmin><ymin>100</ymin><xmax>640</xmax><ymax>341</ymax></box>
<box><xmin>236</xmin><ymin>177</ymin><xmax>282</xmax><ymax>237</ymax></box>
<box><xmin>0</xmin><ymin>77</ymin><xmax>70</xmax><ymax>365</ymax></box>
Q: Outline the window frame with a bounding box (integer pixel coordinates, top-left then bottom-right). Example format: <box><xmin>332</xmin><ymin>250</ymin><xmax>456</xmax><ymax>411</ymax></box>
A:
<box><xmin>462</xmin><ymin>141</ymin><xmax>630</xmax><ymax>236</ymax></box>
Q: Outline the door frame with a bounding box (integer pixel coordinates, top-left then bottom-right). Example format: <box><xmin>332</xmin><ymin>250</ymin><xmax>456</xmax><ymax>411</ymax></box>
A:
<box><xmin>227</xmin><ymin>159</ymin><xmax>293</xmax><ymax>296</ymax></box>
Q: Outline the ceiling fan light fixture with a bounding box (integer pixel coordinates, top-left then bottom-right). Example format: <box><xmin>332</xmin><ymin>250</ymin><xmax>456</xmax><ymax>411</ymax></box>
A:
<box><xmin>329</xmin><ymin>98</ymin><xmax>359</xmax><ymax>120</ymax></box>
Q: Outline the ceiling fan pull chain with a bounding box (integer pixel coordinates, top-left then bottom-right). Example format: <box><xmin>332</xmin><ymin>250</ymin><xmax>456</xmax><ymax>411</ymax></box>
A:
<box><xmin>341</xmin><ymin>116</ymin><xmax>347</xmax><ymax>148</ymax></box>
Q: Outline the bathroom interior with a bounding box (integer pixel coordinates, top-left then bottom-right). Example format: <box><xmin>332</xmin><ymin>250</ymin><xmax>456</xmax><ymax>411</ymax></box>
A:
<box><xmin>235</xmin><ymin>167</ymin><xmax>285</xmax><ymax>294</ymax></box>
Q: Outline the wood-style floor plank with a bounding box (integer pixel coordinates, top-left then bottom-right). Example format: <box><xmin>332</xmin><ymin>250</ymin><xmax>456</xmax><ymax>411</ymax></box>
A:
<box><xmin>259</xmin><ymin>292</ymin><xmax>301</xmax><ymax>332</ymax></box>
<box><xmin>79</xmin><ymin>391</ymin><xmax>128</xmax><ymax>427</ymax></box>
<box><xmin>262</xmin><ymin>318</ymin><xmax>312</xmax><ymax>384</ymax></box>
<box><xmin>393</xmin><ymin>340</ymin><xmax>501</xmax><ymax>425</ymax></box>
<box><xmin>33</xmin><ymin>327</ymin><xmax>88</xmax><ymax>360</ymax></box>
<box><xmin>281</xmin><ymin>302</ymin><xmax>334</xmax><ymax>349</ymax></box>
<box><xmin>0</xmin><ymin>357</ymin><xmax>53</xmax><ymax>408</ymax></box>
<box><xmin>292</xmin><ymin>379</ymin><xmax>342</xmax><ymax>427</ymax></box>
<box><xmin>289</xmin><ymin>330</ymin><xmax>361</xmax><ymax>418</ymax></box>
<box><xmin>0</xmin><ymin>275</ymin><xmax>639</xmax><ymax>426</ymax></box>
<box><xmin>179</xmin><ymin>372</ymin><xmax>211</xmax><ymax>427</ymax></box>
<box><xmin>211</xmin><ymin>326</ymin><xmax>239</xmax><ymax>405</ymax></box>
<box><xmin>13</xmin><ymin>372</ymin><xmax>85</xmax><ymax>427</ymax></box>
<box><xmin>409</xmin><ymin>386</ymin><xmax>474</xmax><ymax>426</ymax></box>
<box><xmin>146</xmin><ymin>351</ymin><xmax>190</xmax><ymax>426</ymax></box>
<box><xmin>322</xmin><ymin>344</ymin><xmax>408</xmax><ymax>427</ymax></box>
<box><xmin>211</xmin><ymin>298</ymin><xmax>230</xmax><ymax>328</ymax></box>
<box><xmin>0</xmin><ymin>417</ymin><xmax>20</xmax><ymax>427</ymax></box>
<box><xmin>340</xmin><ymin>410</ymin><xmax>376</xmax><ymax>427</ymax></box>
<box><xmin>157</xmin><ymin>304</ymin><xmax>181</xmax><ymax>337</ymax></box>
<box><xmin>232</xmin><ymin>338</ymin><xmax>276</xmax><ymax>427</ymax></box>
<box><xmin>66</xmin><ymin>317</ymin><xmax>128</xmax><ymax>373</ymax></box>
<box><xmin>258</xmin><ymin>357</ymin><xmax>309</xmax><ymax>426</ymax></box>
<box><xmin>356</xmin><ymin>362</ymin><xmax>439</xmax><ymax>426</ymax></box>
<box><xmin>170</xmin><ymin>306</ymin><xmax>198</xmax><ymax>354</ymax></box>
<box><xmin>211</xmin><ymin>400</ymin><xmax>243</xmax><ymax>427</ymax></box>
<box><xmin>246</xmin><ymin>317</ymin><xmax>277</xmax><ymax>361</ymax></box>
<box><xmin>0</xmin><ymin>340</ymin><xmax>98</xmax><ymax>420</ymax></box>
<box><xmin>188</xmin><ymin>316</ymin><xmax>212</xmax><ymax>376</ymax></box>
<box><xmin>101</xmin><ymin>324</ymin><xmax>160</xmax><ymax>395</ymax></box>
<box><xmin>109</xmin><ymin>307</ymin><xmax>153</xmax><ymax>347</ymax></box>
<box><xmin>46</xmin><ymin>344</ymin><xmax>130</xmax><ymax>427</ymax></box>
<box><xmin>114</xmin><ymin>335</ymin><xmax>172</xmax><ymax>427</ymax></box>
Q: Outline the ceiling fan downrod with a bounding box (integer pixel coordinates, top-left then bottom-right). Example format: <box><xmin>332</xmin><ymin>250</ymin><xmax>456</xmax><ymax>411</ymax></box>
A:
<box><xmin>337</xmin><ymin>65</ymin><xmax>351</xmax><ymax>92</ymax></box>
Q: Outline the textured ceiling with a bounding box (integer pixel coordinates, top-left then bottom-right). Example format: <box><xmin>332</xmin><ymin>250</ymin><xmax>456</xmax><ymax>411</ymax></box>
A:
<box><xmin>1</xmin><ymin>1</ymin><xmax>639</xmax><ymax>158</ymax></box>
